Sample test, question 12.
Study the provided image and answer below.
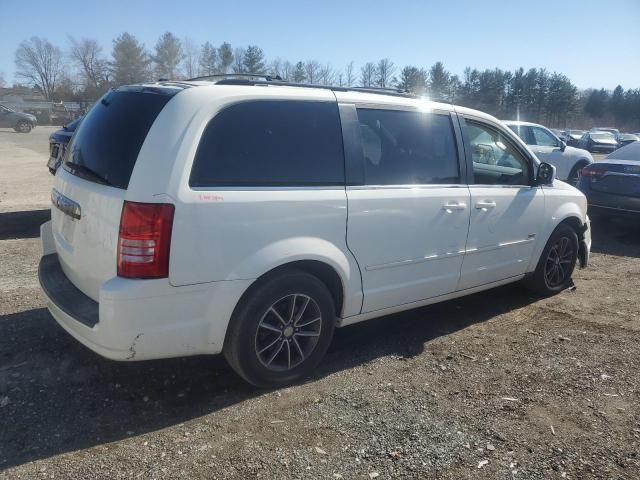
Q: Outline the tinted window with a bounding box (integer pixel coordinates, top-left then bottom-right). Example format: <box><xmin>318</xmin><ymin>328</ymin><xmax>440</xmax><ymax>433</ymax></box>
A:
<box><xmin>467</xmin><ymin>122</ymin><xmax>531</xmax><ymax>186</ymax></box>
<box><xmin>356</xmin><ymin>109</ymin><xmax>459</xmax><ymax>185</ymax></box>
<box><xmin>64</xmin><ymin>87</ymin><xmax>176</xmax><ymax>189</ymax></box>
<box><xmin>190</xmin><ymin>101</ymin><xmax>344</xmax><ymax>187</ymax></box>
<box><xmin>532</xmin><ymin>127</ymin><xmax>559</xmax><ymax>147</ymax></box>
<box><xmin>508</xmin><ymin>124</ymin><xmax>534</xmax><ymax>145</ymax></box>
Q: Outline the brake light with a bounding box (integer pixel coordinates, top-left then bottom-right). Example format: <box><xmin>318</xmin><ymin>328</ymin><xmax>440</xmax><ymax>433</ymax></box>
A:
<box><xmin>580</xmin><ymin>167</ymin><xmax>606</xmax><ymax>178</ymax></box>
<box><xmin>117</xmin><ymin>201</ymin><xmax>175</xmax><ymax>279</ymax></box>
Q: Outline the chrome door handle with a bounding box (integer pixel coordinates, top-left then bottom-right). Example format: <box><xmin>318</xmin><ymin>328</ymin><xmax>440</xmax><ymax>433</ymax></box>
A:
<box><xmin>443</xmin><ymin>202</ymin><xmax>467</xmax><ymax>212</ymax></box>
<box><xmin>475</xmin><ymin>201</ymin><xmax>496</xmax><ymax>211</ymax></box>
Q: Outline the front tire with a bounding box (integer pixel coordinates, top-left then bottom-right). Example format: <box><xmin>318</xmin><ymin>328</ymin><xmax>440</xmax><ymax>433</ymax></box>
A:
<box><xmin>224</xmin><ymin>271</ymin><xmax>336</xmax><ymax>387</ymax></box>
<box><xmin>526</xmin><ymin>224</ymin><xmax>578</xmax><ymax>296</ymax></box>
<box><xmin>15</xmin><ymin>121</ymin><xmax>32</xmax><ymax>133</ymax></box>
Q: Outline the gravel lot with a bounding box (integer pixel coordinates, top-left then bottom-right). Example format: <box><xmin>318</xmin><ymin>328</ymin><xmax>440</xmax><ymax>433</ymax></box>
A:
<box><xmin>0</xmin><ymin>127</ymin><xmax>638</xmax><ymax>479</ymax></box>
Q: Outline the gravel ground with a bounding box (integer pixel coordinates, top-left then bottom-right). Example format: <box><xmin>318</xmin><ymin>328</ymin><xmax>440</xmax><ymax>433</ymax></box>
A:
<box><xmin>0</xmin><ymin>128</ymin><xmax>638</xmax><ymax>479</ymax></box>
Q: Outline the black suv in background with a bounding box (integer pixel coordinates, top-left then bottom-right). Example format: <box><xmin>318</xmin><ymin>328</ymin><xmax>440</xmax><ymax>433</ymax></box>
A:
<box><xmin>47</xmin><ymin>117</ymin><xmax>82</xmax><ymax>174</ymax></box>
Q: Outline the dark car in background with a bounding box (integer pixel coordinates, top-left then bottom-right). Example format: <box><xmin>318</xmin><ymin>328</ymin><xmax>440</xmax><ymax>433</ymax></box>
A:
<box><xmin>0</xmin><ymin>103</ymin><xmax>38</xmax><ymax>133</ymax></box>
<box><xmin>578</xmin><ymin>131</ymin><xmax>619</xmax><ymax>153</ymax></box>
<box><xmin>565</xmin><ymin>129</ymin><xmax>586</xmax><ymax>147</ymax></box>
<box><xmin>617</xmin><ymin>133</ymin><xmax>639</xmax><ymax>148</ymax></box>
<box><xmin>47</xmin><ymin>117</ymin><xmax>82</xmax><ymax>174</ymax></box>
<box><xmin>578</xmin><ymin>141</ymin><xmax>640</xmax><ymax>218</ymax></box>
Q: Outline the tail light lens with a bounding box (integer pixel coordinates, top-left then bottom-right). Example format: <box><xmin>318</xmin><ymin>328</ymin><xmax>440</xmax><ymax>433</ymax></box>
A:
<box><xmin>117</xmin><ymin>201</ymin><xmax>175</xmax><ymax>279</ymax></box>
<box><xmin>580</xmin><ymin>166</ymin><xmax>607</xmax><ymax>179</ymax></box>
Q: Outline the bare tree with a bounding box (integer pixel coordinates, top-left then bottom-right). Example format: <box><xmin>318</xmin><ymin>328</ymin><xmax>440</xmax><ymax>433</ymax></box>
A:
<box><xmin>281</xmin><ymin>60</ymin><xmax>294</xmax><ymax>81</ymax></box>
<box><xmin>269</xmin><ymin>58</ymin><xmax>282</xmax><ymax>78</ymax></box>
<box><xmin>318</xmin><ymin>63</ymin><xmax>335</xmax><ymax>85</ymax></box>
<box><xmin>232</xmin><ymin>48</ymin><xmax>246</xmax><ymax>73</ymax></box>
<box><xmin>376</xmin><ymin>58</ymin><xmax>396</xmax><ymax>88</ymax></box>
<box><xmin>360</xmin><ymin>62</ymin><xmax>376</xmax><ymax>87</ymax></box>
<box><xmin>345</xmin><ymin>61</ymin><xmax>355</xmax><ymax>87</ymax></box>
<box><xmin>0</xmin><ymin>71</ymin><xmax>6</xmax><ymax>88</ymax></box>
<box><xmin>68</xmin><ymin>37</ymin><xmax>109</xmax><ymax>92</ymax></box>
<box><xmin>181</xmin><ymin>37</ymin><xmax>200</xmax><ymax>78</ymax></box>
<box><xmin>15</xmin><ymin>37</ymin><xmax>64</xmax><ymax>100</ymax></box>
<box><xmin>304</xmin><ymin>60</ymin><xmax>320</xmax><ymax>84</ymax></box>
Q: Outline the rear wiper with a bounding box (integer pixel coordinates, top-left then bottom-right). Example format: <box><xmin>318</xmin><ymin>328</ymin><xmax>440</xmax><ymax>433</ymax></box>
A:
<box><xmin>65</xmin><ymin>162</ymin><xmax>113</xmax><ymax>186</ymax></box>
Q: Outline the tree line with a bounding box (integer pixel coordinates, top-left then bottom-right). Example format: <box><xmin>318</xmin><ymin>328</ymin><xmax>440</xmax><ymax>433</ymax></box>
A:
<box><xmin>7</xmin><ymin>34</ymin><xmax>640</xmax><ymax>131</ymax></box>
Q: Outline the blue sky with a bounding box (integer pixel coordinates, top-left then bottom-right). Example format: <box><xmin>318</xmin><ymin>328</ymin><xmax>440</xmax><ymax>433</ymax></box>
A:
<box><xmin>1</xmin><ymin>0</ymin><xmax>639</xmax><ymax>90</ymax></box>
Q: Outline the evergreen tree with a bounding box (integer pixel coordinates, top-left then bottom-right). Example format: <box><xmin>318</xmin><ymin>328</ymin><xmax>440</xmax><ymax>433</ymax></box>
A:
<box><xmin>152</xmin><ymin>32</ymin><xmax>183</xmax><ymax>79</ymax></box>
<box><xmin>110</xmin><ymin>32</ymin><xmax>151</xmax><ymax>85</ymax></box>
<box><xmin>292</xmin><ymin>61</ymin><xmax>306</xmax><ymax>83</ymax></box>
<box><xmin>199</xmin><ymin>41</ymin><xmax>217</xmax><ymax>76</ymax></box>
<box><xmin>397</xmin><ymin>66</ymin><xmax>427</xmax><ymax>93</ymax></box>
<box><xmin>217</xmin><ymin>42</ymin><xmax>233</xmax><ymax>73</ymax></box>
<box><xmin>242</xmin><ymin>45</ymin><xmax>266</xmax><ymax>74</ymax></box>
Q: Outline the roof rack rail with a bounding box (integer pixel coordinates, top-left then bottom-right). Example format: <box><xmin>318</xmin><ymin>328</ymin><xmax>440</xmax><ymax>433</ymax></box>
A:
<box><xmin>186</xmin><ymin>73</ymin><xmax>282</xmax><ymax>82</ymax></box>
<box><xmin>171</xmin><ymin>74</ymin><xmax>421</xmax><ymax>100</ymax></box>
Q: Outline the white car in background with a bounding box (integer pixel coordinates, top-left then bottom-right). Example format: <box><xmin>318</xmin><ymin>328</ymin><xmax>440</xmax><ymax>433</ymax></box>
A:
<box><xmin>503</xmin><ymin>121</ymin><xmax>593</xmax><ymax>186</ymax></box>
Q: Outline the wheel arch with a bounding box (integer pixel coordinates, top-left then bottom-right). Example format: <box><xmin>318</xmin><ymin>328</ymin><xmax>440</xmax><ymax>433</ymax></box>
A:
<box><xmin>528</xmin><ymin>197</ymin><xmax>587</xmax><ymax>272</ymax></box>
<box><xmin>222</xmin><ymin>258</ymin><xmax>349</xmax><ymax>351</ymax></box>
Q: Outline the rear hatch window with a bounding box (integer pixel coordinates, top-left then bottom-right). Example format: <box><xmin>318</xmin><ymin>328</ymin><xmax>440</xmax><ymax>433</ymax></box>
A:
<box><xmin>63</xmin><ymin>86</ymin><xmax>178</xmax><ymax>189</ymax></box>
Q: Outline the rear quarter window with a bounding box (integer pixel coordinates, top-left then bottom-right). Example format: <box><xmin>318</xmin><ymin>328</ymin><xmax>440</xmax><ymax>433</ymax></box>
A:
<box><xmin>189</xmin><ymin>100</ymin><xmax>345</xmax><ymax>187</ymax></box>
<box><xmin>64</xmin><ymin>87</ymin><xmax>177</xmax><ymax>189</ymax></box>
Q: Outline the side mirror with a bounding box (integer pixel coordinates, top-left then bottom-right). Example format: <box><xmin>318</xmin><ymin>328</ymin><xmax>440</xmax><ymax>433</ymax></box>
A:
<box><xmin>559</xmin><ymin>140</ymin><xmax>566</xmax><ymax>152</ymax></box>
<box><xmin>536</xmin><ymin>162</ymin><xmax>556</xmax><ymax>186</ymax></box>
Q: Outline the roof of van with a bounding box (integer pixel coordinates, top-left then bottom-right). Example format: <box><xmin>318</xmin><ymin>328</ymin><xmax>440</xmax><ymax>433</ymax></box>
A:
<box><xmin>135</xmin><ymin>77</ymin><xmax>501</xmax><ymax>126</ymax></box>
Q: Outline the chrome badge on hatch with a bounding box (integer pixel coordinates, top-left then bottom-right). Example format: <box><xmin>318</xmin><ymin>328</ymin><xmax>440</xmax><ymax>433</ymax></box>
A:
<box><xmin>51</xmin><ymin>189</ymin><xmax>81</xmax><ymax>220</ymax></box>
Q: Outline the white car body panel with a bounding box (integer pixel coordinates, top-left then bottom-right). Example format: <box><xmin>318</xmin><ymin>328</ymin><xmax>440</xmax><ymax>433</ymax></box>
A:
<box><xmin>459</xmin><ymin>186</ymin><xmax>545</xmax><ymax>290</ymax></box>
<box><xmin>39</xmin><ymin>83</ymin><xmax>591</xmax><ymax>361</ymax></box>
<box><xmin>345</xmin><ymin>185</ymin><xmax>470</xmax><ymax>313</ymax></box>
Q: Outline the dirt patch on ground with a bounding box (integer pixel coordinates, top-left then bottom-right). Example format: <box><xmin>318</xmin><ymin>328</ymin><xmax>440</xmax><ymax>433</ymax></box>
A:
<box><xmin>0</xmin><ymin>130</ymin><xmax>639</xmax><ymax>479</ymax></box>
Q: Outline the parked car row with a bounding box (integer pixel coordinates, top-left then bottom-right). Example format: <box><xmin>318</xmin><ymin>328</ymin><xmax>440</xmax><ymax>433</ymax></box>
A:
<box><xmin>553</xmin><ymin>127</ymin><xmax>639</xmax><ymax>152</ymax></box>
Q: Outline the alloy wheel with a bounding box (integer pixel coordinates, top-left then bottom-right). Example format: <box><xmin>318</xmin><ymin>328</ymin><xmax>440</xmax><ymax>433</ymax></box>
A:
<box><xmin>254</xmin><ymin>294</ymin><xmax>322</xmax><ymax>371</ymax></box>
<box><xmin>544</xmin><ymin>236</ymin><xmax>573</xmax><ymax>288</ymax></box>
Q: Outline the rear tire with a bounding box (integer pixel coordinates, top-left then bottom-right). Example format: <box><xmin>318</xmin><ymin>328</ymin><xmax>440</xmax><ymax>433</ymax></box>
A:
<box><xmin>224</xmin><ymin>271</ymin><xmax>336</xmax><ymax>387</ymax></box>
<box><xmin>526</xmin><ymin>223</ymin><xmax>578</xmax><ymax>296</ymax></box>
<box><xmin>567</xmin><ymin>161</ymin><xmax>588</xmax><ymax>187</ymax></box>
<box><xmin>15</xmin><ymin>121</ymin><xmax>32</xmax><ymax>133</ymax></box>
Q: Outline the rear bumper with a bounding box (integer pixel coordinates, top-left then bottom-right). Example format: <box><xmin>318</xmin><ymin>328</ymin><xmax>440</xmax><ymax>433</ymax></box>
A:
<box><xmin>581</xmin><ymin>189</ymin><xmax>640</xmax><ymax>216</ymax></box>
<box><xmin>39</xmin><ymin>221</ymin><xmax>253</xmax><ymax>361</ymax></box>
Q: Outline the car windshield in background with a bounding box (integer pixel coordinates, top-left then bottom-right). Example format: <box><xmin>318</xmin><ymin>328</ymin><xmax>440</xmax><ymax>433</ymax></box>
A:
<box><xmin>63</xmin><ymin>87</ymin><xmax>178</xmax><ymax>189</ymax></box>
<box><xmin>591</xmin><ymin>132</ymin><xmax>615</xmax><ymax>140</ymax></box>
<box><xmin>64</xmin><ymin>117</ymin><xmax>83</xmax><ymax>130</ymax></box>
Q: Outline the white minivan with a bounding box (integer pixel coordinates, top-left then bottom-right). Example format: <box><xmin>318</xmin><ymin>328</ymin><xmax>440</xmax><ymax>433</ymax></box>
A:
<box><xmin>39</xmin><ymin>79</ymin><xmax>591</xmax><ymax>386</ymax></box>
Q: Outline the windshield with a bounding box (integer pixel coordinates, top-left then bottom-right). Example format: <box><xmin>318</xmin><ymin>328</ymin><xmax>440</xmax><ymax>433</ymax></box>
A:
<box><xmin>592</xmin><ymin>132</ymin><xmax>615</xmax><ymax>140</ymax></box>
<box><xmin>63</xmin><ymin>117</ymin><xmax>83</xmax><ymax>130</ymax></box>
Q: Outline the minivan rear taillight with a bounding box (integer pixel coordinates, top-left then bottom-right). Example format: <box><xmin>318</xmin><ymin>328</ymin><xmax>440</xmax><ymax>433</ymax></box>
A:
<box><xmin>117</xmin><ymin>201</ymin><xmax>174</xmax><ymax>279</ymax></box>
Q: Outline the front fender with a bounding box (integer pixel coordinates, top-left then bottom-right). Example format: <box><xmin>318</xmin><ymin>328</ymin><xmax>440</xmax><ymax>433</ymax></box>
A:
<box><xmin>527</xmin><ymin>185</ymin><xmax>588</xmax><ymax>271</ymax></box>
